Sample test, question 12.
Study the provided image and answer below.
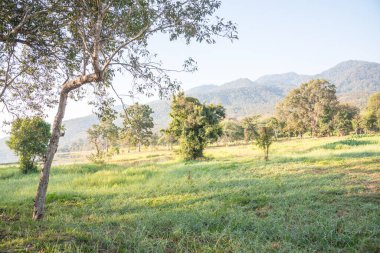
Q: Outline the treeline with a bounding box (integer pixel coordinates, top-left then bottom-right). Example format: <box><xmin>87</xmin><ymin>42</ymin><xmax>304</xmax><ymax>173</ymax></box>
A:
<box><xmin>83</xmin><ymin>79</ymin><xmax>379</xmax><ymax>162</ymax></box>
<box><xmin>219</xmin><ymin>80</ymin><xmax>379</xmax><ymax>143</ymax></box>
<box><xmin>8</xmin><ymin>80</ymin><xmax>379</xmax><ymax>169</ymax></box>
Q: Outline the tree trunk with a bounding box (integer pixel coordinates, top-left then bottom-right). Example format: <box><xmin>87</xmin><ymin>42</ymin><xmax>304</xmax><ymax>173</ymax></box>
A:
<box><xmin>33</xmin><ymin>91</ymin><xmax>68</xmax><ymax>220</ymax></box>
<box><xmin>32</xmin><ymin>73</ymin><xmax>99</xmax><ymax>220</ymax></box>
<box><xmin>138</xmin><ymin>142</ymin><xmax>141</xmax><ymax>152</ymax></box>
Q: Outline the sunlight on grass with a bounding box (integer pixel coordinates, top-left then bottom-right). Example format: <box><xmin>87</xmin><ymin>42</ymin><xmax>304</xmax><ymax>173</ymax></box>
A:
<box><xmin>1</xmin><ymin>135</ymin><xmax>379</xmax><ymax>252</ymax></box>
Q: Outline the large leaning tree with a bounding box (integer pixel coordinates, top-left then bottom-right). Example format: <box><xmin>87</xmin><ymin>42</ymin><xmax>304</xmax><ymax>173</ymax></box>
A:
<box><xmin>30</xmin><ymin>0</ymin><xmax>237</xmax><ymax>220</ymax></box>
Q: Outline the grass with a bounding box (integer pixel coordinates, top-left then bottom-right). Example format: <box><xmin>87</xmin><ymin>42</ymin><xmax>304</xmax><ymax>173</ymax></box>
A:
<box><xmin>1</xmin><ymin>135</ymin><xmax>379</xmax><ymax>252</ymax></box>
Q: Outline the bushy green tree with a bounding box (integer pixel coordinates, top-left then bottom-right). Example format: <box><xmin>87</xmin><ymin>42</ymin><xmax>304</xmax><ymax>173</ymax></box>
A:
<box><xmin>333</xmin><ymin>104</ymin><xmax>359</xmax><ymax>136</ymax></box>
<box><xmin>352</xmin><ymin>114</ymin><xmax>365</xmax><ymax>135</ymax></box>
<box><xmin>276</xmin><ymin>79</ymin><xmax>338</xmax><ymax>137</ymax></box>
<box><xmin>220</xmin><ymin>119</ymin><xmax>244</xmax><ymax>143</ymax></box>
<box><xmin>264</xmin><ymin>117</ymin><xmax>285</xmax><ymax>139</ymax></box>
<box><xmin>168</xmin><ymin>93</ymin><xmax>225</xmax><ymax>160</ymax></box>
<box><xmin>255</xmin><ymin>126</ymin><xmax>275</xmax><ymax>161</ymax></box>
<box><xmin>241</xmin><ymin>115</ymin><xmax>260</xmax><ymax>142</ymax></box>
<box><xmin>122</xmin><ymin>103</ymin><xmax>154</xmax><ymax>152</ymax></box>
<box><xmin>363</xmin><ymin>92</ymin><xmax>380</xmax><ymax>132</ymax></box>
<box><xmin>7</xmin><ymin>117</ymin><xmax>51</xmax><ymax>173</ymax></box>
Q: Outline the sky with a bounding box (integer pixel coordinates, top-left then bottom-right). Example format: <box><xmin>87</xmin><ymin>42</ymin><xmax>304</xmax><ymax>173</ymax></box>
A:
<box><xmin>1</xmin><ymin>0</ymin><xmax>380</xmax><ymax>137</ymax></box>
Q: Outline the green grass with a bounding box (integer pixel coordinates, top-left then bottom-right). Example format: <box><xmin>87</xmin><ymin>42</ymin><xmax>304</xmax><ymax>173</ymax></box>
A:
<box><xmin>1</xmin><ymin>135</ymin><xmax>380</xmax><ymax>252</ymax></box>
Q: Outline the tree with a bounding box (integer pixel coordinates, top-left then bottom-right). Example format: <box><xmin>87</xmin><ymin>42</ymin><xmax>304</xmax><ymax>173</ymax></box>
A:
<box><xmin>333</xmin><ymin>104</ymin><xmax>359</xmax><ymax>136</ymax></box>
<box><xmin>352</xmin><ymin>114</ymin><xmax>365</xmax><ymax>135</ymax></box>
<box><xmin>159</xmin><ymin>129</ymin><xmax>177</xmax><ymax>150</ymax></box>
<box><xmin>241</xmin><ymin>115</ymin><xmax>260</xmax><ymax>142</ymax></box>
<box><xmin>363</xmin><ymin>92</ymin><xmax>380</xmax><ymax>132</ymax></box>
<box><xmin>122</xmin><ymin>103</ymin><xmax>154</xmax><ymax>152</ymax></box>
<box><xmin>0</xmin><ymin>0</ymin><xmax>65</xmax><ymax>116</ymax></box>
<box><xmin>168</xmin><ymin>92</ymin><xmax>225</xmax><ymax>160</ymax></box>
<box><xmin>220</xmin><ymin>119</ymin><xmax>244</xmax><ymax>143</ymax></box>
<box><xmin>31</xmin><ymin>0</ymin><xmax>237</xmax><ymax>220</ymax></box>
<box><xmin>87</xmin><ymin>118</ymin><xmax>119</xmax><ymax>163</ymax></box>
<box><xmin>7</xmin><ymin>117</ymin><xmax>51</xmax><ymax>173</ymax></box>
<box><xmin>264</xmin><ymin>117</ymin><xmax>284</xmax><ymax>139</ymax></box>
<box><xmin>276</xmin><ymin>79</ymin><xmax>338</xmax><ymax>137</ymax></box>
<box><xmin>255</xmin><ymin>126</ymin><xmax>274</xmax><ymax>161</ymax></box>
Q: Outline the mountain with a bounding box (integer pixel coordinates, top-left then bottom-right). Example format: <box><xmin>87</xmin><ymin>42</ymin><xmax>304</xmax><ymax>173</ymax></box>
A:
<box><xmin>316</xmin><ymin>60</ymin><xmax>380</xmax><ymax>107</ymax></box>
<box><xmin>1</xmin><ymin>60</ymin><xmax>379</xmax><ymax>163</ymax></box>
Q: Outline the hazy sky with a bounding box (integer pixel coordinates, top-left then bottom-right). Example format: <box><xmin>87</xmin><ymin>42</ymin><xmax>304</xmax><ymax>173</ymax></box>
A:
<box><xmin>1</xmin><ymin>0</ymin><xmax>380</xmax><ymax>137</ymax></box>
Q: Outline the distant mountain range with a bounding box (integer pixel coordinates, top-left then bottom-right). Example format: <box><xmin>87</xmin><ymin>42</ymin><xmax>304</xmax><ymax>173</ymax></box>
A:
<box><xmin>1</xmin><ymin>60</ymin><xmax>379</xmax><ymax>163</ymax></box>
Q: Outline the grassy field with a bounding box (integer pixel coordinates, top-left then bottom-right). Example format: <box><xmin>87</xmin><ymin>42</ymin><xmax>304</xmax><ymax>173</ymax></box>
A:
<box><xmin>1</xmin><ymin>135</ymin><xmax>379</xmax><ymax>252</ymax></box>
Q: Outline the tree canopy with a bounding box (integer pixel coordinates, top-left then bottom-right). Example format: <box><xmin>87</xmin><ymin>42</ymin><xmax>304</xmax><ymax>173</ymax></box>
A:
<box><xmin>122</xmin><ymin>103</ymin><xmax>154</xmax><ymax>152</ymax></box>
<box><xmin>25</xmin><ymin>0</ymin><xmax>237</xmax><ymax>220</ymax></box>
<box><xmin>363</xmin><ymin>92</ymin><xmax>380</xmax><ymax>132</ymax></box>
<box><xmin>7</xmin><ymin>117</ymin><xmax>51</xmax><ymax>173</ymax></box>
<box><xmin>276</xmin><ymin>79</ymin><xmax>338</xmax><ymax>137</ymax></box>
<box><xmin>167</xmin><ymin>92</ymin><xmax>225</xmax><ymax>159</ymax></box>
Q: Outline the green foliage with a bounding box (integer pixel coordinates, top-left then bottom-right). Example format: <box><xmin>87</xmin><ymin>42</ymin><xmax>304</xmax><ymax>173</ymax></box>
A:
<box><xmin>6</xmin><ymin>117</ymin><xmax>51</xmax><ymax>173</ymax></box>
<box><xmin>168</xmin><ymin>92</ymin><xmax>225</xmax><ymax>160</ymax></box>
<box><xmin>122</xmin><ymin>103</ymin><xmax>154</xmax><ymax>152</ymax></box>
<box><xmin>255</xmin><ymin>126</ymin><xmax>275</xmax><ymax>161</ymax></box>
<box><xmin>220</xmin><ymin>119</ymin><xmax>244</xmax><ymax>143</ymax></box>
<box><xmin>87</xmin><ymin>118</ymin><xmax>119</xmax><ymax>164</ymax></box>
<box><xmin>277</xmin><ymin>79</ymin><xmax>338</xmax><ymax>137</ymax></box>
<box><xmin>363</xmin><ymin>92</ymin><xmax>380</xmax><ymax>132</ymax></box>
<box><xmin>263</xmin><ymin>116</ymin><xmax>285</xmax><ymax>139</ymax></box>
<box><xmin>159</xmin><ymin>129</ymin><xmax>177</xmax><ymax>150</ymax></box>
<box><xmin>241</xmin><ymin>115</ymin><xmax>260</xmax><ymax>142</ymax></box>
<box><xmin>0</xmin><ymin>0</ymin><xmax>66</xmax><ymax>115</ymax></box>
<box><xmin>333</xmin><ymin>104</ymin><xmax>360</xmax><ymax>136</ymax></box>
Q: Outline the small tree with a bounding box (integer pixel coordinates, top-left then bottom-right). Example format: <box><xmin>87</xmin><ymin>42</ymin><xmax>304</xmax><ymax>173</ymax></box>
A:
<box><xmin>168</xmin><ymin>92</ymin><xmax>225</xmax><ymax>160</ymax></box>
<box><xmin>352</xmin><ymin>114</ymin><xmax>365</xmax><ymax>135</ymax></box>
<box><xmin>255</xmin><ymin>126</ymin><xmax>275</xmax><ymax>161</ymax></box>
<box><xmin>7</xmin><ymin>117</ymin><xmax>51</xmax><ymax>173</ymax></box>
<box><xmin>122</xmin><ymin>103</ymin><xmax>154</xmax><ymax>152</ymax></box>
<box><xmin>87</xmin><ymin>118</ymin><xmax>119</xmax><ymax>164</ymax></box>
<box><xmin>363</xmin><ymin>92</ymin><xmax>380</xmax><ymax>133</ymax></box>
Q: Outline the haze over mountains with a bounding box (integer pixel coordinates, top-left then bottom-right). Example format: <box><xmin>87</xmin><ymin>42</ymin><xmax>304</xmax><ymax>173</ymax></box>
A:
<box><xmin>1</xmin><ymin>60</ymin><xmax>379</xmax><ymax>163</ymax></box>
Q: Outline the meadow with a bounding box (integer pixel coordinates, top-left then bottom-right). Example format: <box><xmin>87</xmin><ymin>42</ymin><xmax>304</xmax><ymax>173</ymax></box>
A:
<box><xmin>1</xmin><ymin>135</ymin><xmax>379</xmax><ymax>252</ymax></box>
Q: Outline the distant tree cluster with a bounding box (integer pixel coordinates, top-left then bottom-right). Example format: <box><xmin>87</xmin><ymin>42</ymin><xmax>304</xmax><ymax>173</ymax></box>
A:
<box><xmin>275</xmin><ymin>80</ymin><xmax>379</xmax><ymax>137</ymax></box>
<box><xmin>86</xmin><ymin>102</ymin><xmax>157</xmax><ymax>162</ymax></box>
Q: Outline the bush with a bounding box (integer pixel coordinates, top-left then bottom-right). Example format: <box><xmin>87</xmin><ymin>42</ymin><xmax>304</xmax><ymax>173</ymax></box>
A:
<box><xmin>7</xmin><ymin>117</ymin><xmax>51</xmax><ymax>173</ymax></box>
